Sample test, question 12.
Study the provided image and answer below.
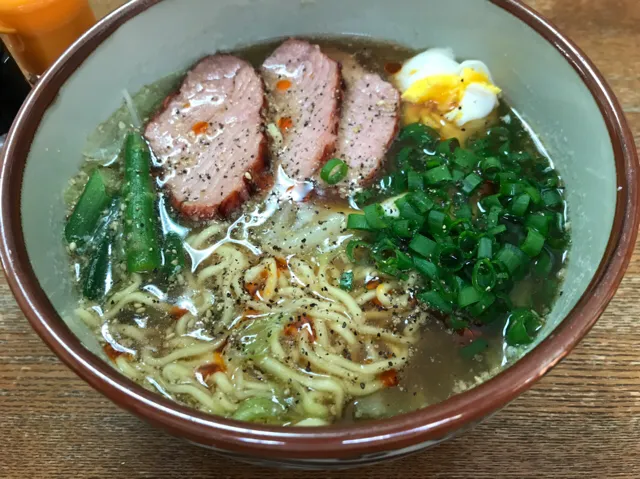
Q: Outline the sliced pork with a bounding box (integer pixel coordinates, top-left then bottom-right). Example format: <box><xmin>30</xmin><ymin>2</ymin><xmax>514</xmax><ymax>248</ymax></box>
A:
<box><xmin>261</xmin><ymin>39</ymin><xmax>341</xmax><ymax>181</ymax></box>
<box><xmin>331</xmin><ymin>50</ymin><xmax>400</xmax><ymax>189</ymax></box>
<box><xmin>145</xmin><ymin>55</ymin><xmax>267</xmax><ymax>220</ymax></box>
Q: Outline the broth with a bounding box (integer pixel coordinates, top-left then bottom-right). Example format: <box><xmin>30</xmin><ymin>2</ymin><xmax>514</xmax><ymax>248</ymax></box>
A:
<box><xmin>63</xmin><ymin>36</ymin><xmax>570</xmax><ymax>425</ymax></box>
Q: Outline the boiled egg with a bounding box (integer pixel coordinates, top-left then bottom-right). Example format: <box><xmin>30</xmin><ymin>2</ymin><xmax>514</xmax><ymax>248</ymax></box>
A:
<box><xmin>393</xmin><ymin>48</ymin><xmax>501</xmax><ymax>129</ymax></box>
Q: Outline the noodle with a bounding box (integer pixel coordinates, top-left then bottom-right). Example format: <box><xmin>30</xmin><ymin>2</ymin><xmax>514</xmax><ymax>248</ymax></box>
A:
<box><xmin>76</xmin><ymin>207</ymin><xmax>419</xmax><ymax>424</ymax></box>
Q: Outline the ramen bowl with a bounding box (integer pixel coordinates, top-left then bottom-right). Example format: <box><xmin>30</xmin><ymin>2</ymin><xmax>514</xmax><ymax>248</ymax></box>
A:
<box><xmin>0</xmin><ymin>0</ymin><xmax>637</xmax><ymax>468</ymax></box>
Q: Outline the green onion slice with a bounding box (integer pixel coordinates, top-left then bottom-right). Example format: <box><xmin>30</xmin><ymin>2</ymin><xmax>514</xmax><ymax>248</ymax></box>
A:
<box><xmin>346</xmin><ymin>240</ymin><xmax>371</xmax><ymax>263</ymax></box>
<box><xmin>505</xmin><ymin>309</ymin><xmax>544</xmax><ymax>346</ymax></box>
<box><xmin>462</xmin><ymin>173</ymin><xmax>483</xmax><ymax>194</ymax></box>
<box><xmin>437</xmin><ymin>245</ymin><xmax>465</xmax><ymax>272</ymax></box>
<box><xmin>472</xmin><ymin>259</ymin><xmax>497</xmax><ymax>292</ymax></box>
<box><xmin>425</xmin><ymin>165</ymin><xmax>453</xmax><ymax>185</ymax></box>
<box><xmin>414</xmin><ymin>257</ymin><xmax>439</xmax><ymax>280</ymax></box>
<box><xmin>428</xmin><ymin>210</ymin><xmax>448</xmax><ymax>236</ymax></box>
<box><xmin>458</xmin><ymin>285</ymin><xmax>482</xmax><ymax>308</ymax></box>
<box><xmin>542</xmin><ymin>189</ymin><xmax>563</xmax><ymax>209</ymax></box>
<box><xmin>495</xmin><ymin>243</ymin><xmax>526</xmax><ymax>275</ymax></box>
<box><xmin>511</xmin><ymin>193</ymin><xmax>531</xmax><ymax>217</ymax></box>
<box><xmin>477</xmin><ymin>236</ymin><xmax>493</xmax><ymax>259</ymax></box>
<box><xmin>339</xmin><ymin>271</ymin><xmax>354</xmax><ymax>291</ymax></box>
<box><xmin>346</xmin><ymin>214</ymin><xmax>373</xmax><ymax>231</ymax></box>
<box><xmin>407</xmin><ymin>170</ymin><xmax>425</xmax><ymax>191</ymax></box>
<box><xmin>458</xmin><ymin>231</ymin><xmax>479</xmax><ymax>258</ymax></box>
<box><xmin>418</xmin><ymin>290</ymin><xmax>453</xmax><ymax>314</ymax></box>
<box><xmin>363</xmin><ymin>204</ymin><xmax>388</xmax><ymax>230</ymax></box>
<box><xmin>480</xmin><ymin>157</ymin><xmax>502</xmax><ymax>176</ymax></box>
<box><xmin>521</xmin><ymin>227</ymin><xmax>546</xmax><ymax>257</ymax></box>
<box><xmin>525</xmin><ymin>214</ymin><xmax>551</xmax><ymax>237</ymax></box>
<box><xmin>409</xmin><ymin>234</ymin><xmax>437</xmax><ymax>258</ymax></box>
<box><xmin>320</xmin><ymin>158</ymin><xmax>348</xmax><ymax>185</ymax></box>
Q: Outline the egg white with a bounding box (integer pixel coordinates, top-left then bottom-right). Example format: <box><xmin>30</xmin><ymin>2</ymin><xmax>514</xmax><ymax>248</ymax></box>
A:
<box><xmin>393</xmin><ymin>48</ymin><xmax>500</xmax><ymax>127</ymax></box>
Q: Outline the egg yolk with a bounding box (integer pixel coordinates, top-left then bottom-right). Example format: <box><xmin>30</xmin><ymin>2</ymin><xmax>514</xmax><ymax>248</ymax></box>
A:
<box><xmin>402</xmin><ymin>67</ymin><xmax>501</xmax><ymax>110</ymax></box>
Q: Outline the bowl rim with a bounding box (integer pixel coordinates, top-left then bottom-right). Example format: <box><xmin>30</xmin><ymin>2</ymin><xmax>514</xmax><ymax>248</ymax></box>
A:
<box><xmin>0</xmin><ymin>0</ymin><xmax>638</xmax><ymax>461</ymax></box>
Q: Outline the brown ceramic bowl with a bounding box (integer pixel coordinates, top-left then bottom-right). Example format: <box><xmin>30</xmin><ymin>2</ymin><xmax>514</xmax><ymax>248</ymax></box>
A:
<box><xmin>0</xmin><ymin>0</ymin><xmax>638</xmax><ymax>468</ymax></box>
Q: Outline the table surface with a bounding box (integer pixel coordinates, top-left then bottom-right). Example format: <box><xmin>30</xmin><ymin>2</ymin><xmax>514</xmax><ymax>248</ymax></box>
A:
<box><xmin>2</xmin><ymin>0</ymin><xmax>640</xmax><ymax>477</ymax></box>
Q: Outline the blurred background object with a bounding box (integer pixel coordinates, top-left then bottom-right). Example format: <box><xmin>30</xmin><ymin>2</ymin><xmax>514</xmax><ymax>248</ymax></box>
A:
<box><xmin>0</xmin><ymin>41</ymin><xmax>30</xmax><ymax>139</ymax></box>
<box><xmin>0</xmin><ymin>0</ymin><xmax>96</xmax><ymax>80</ymax></box>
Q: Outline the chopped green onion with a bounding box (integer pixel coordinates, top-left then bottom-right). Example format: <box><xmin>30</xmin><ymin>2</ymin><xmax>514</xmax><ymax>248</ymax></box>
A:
<box><xmin>543</xmin><ymin>173</ymin><xmax>559</xmax><ymax>188</ymax></box>
<box><xmin>497</xmin><ymin>171</ymin><xmax>517</xmax><ymax>183</ymax></box>
<box><xmin>487</xmin><ymin>225</ymin><xmax>507</xmax><ymax>236</ymax></box>
<box><xmin>346</xmin><ymin>240</ymin><xmax>371</xmax><ymax>263</ymax></box>
<box><xmin>461</xmin><ymin>338</ymin><xmax>489</xmax><ymax>359</ymax></box>
<box><xmin>418</xmin><ymin>290</ymin><xmax>453</xmax><ymax>314</ymax></box>
<box><xmin>495</xmin><ymin>243</ymin><xmax>526</xmax><ymax>275</ymax></box>
<box><xmin>533</xmin><ymin>249</ymin><xmax>554</xmax><ymax>277</ymax></box>
<box><xmin>395</xmin><ymin>250</ymin><xmax>414</xmax><ymax>271</ymax></box>
<box><xmin>436</xmin><ymin>138</ymin><xmax>460</xmax><ymax>157</ymax></box>
<box><xmin>477</xmin><ymin>236</ymin><xmax>493</xmax><ymax>259</ymax></box>
<box><xmin>408</xmin><ymin>191</ymin><xmax>434</xmax><ymax>213</ymax></box>
<box><xmin>427</xmin><ymin>210</ymin><xmax>448</xmax><ymax>236</ymax></box>
<box><xmin>452</xmin><ymin>169</ymin><xmax>465</xmax><ymax>182</ymax></box>
<box><xmin>426</xmin><ymin>158</ymin><xmax>444</xmax><ymax>169</ymax></box>
<box><xmin>363</xmin><ymin>204</ymin><xmax>388</xmax><ymax>230</ymax></box>
<box><xmin>409</xmin><ymin>234</ymin><xmax>437</xmax><ymax>258</ymax></box>
<box><xmin>458</xmin><ymin>231</ymin><xmax>478</xmax><ymax>258</ymax></box>
<box><xmin>395</xmin><ymin>147</ymin><xmax>413</xmax><ymax>169</ymax></box>
<box><xmin>353</xmin><ymin>189</ymin><xmax>374</xmax><ymax>207</ymax></box>
<box><xmin>521</xmin><ymin>228</ymin><xmax>546</xmax><ymax>257</ymax></box>
<box><xmin>482</xmin><ymin>195</ymin><xmax>502</xmax><ymax>210</ymax></box>
<box><xmin>511</xmin><ymin>193</ymin><xmax>531</xmax><ymax>217</ymax></box>
<box><xmin>346</xmin><ymin>214</ymin><xmax>373</xmax><ymax>231</ymax></box>
<box><xmin>505</xmin><ymin>309</ymin><xmax>543</xmax><ymax>346</ymax></box>
<box><xmin>425</xmin><ymin>165</ymin><xmax>453</xmax><ymax>185</ymax></box>
<box><xmin>399</xmin><ymin>123</ymin><xmax>440</xmax><ymax>148</ymax></box>
<box><xmin>472</xmin><ymin>259</ymin><xmax>497</xmax><ymax>291</ymax></box>
<box><xmin>453</xmin><ymin>148</ymin><xmax>477</xmax><ymax>171</ymax></box>
<box><xmin>339</xmin><ymin>271</ymin><xmax>354</xmax><ymax>291</ymax></box>
<box><xmin>385</xmin><ymin>171</ymin><xmax>408</xmax><ymax>194</ymax></box>
<box><xmin>449</xmin><ymin>219</ymin><xmax>471</xmax><ymax>237</ymax></box>
<box><xmin>372</xmin><ymin>240</ymin><xmax>413</xmax><ymax>276</ymax></box>
<box><xmin>525</xmin><ymin>214</ymin><xmax>551</xmax><ymax>236</ymax></box>
<box><xmin>392</xmin><ymin>219</ymin><xmax>413</xmax><ymax>238</ymax></box>
<box><xmin>396</xmin><ymin>196</ymin><xmax>424</xmax><ymax>223</ymax></box>
<box><xmin>458</xmin><ymin>285</ymin><xmax>482</xmax><ymax>308</ymax></box>
<box><xmin>407</xmin><ymin>170</ymin><xmax>424</xmax><ymax>191</ymax></box>
<box><xmin>320</xmin><ymin>158</ymin><xmax>348</xmax><ymax>185</ymax></box>
<box><xmin>456</xmin><ymin>203</ymin><xmax>472</xmax><ymax>220</ymax></box>
<box><xmin>510</xmin><ymin>151</ymin><xmax>532</xmax><ymax>162</ymax></box>
<box><xmin>487</xmin><ymin>206</ymin><xmax>502</xmax><ymax>228</ymax></box>
<box><xmin>550</xmin><ymin>212</ymin><xmax>566</xmax><ymax>237</ymax></box>
<box><xmin>468</xmin><ymin>292</ymin><xmax>496</xmax><ymax>316</ymax></box>
<box><xmin>542</xmin><ymin>189</ymin><xmax>563</xmax><ymax>208</ymax></box>
<box><xmin>437</xmin><ymin>245</ymin><xmax>465</xmax><ymax>272</ymax></box>
<box><xmin>499</xmin><ymin>182</ymin><xmax>525</xmax><ymax>196</ymax></box>
<box><xmin>487</xmin><ymin>126</ymin><xmax>510</xmax><ymax>142</ymax></box>
<box><xmin>413</xmin><ymin>257</ymin><xmax>439</xmax><ymax>280</ymax></box>
<box><xmin>524</xmin><ymin>185</ymin><xmax>542</xmax><ymax>205</ymax></box>
<box><xmin>480</xmin><ymin>157</ymin><xmax>502</xmax><ymax>175</ymax></box>
<box><xmin>462</xmin><ymin>173</ymin><xmax>483</xmax><ymax>194</ymax></box>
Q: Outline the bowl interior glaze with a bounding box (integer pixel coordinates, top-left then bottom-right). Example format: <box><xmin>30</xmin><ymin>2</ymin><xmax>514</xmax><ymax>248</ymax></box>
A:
<box><xmin>1</xmin><ymin>0</ymin><xmax>635</xmax><ymax>466</ymax></box>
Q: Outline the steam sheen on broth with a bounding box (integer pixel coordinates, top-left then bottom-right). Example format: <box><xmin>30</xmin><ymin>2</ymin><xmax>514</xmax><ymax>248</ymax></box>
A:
<box><xmin>64</xmin><ymin>37</ymin><xmax>570</xmax><ymax>425</ymax></box>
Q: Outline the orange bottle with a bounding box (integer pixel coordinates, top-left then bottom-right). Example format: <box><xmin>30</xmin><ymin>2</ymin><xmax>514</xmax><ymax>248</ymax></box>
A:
<box><xmin>0</xmin><ymin>0</ymin><xmax>96</xmax><ymax>78</ymax></box>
